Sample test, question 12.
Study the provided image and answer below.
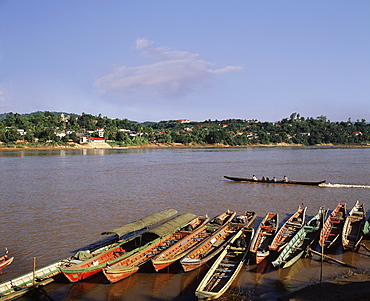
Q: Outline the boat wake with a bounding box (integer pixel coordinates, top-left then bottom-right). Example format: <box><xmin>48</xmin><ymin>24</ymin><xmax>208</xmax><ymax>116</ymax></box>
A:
<box><xmin>319</xmin><ymin>183</ymin><xmax>370</xmax><ymax>189</ymax></box>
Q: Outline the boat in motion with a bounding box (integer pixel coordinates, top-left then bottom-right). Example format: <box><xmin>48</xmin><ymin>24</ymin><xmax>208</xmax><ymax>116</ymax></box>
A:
<box><xmin>224</xmin><ymin>176</ymin><xmax>326</xmax><ymax>186</ymax></box>
<box><xmin>272</xmin><ymin>207</ymin><xmax>327</xmax><ymax>269</ymax></box>
<box><xmin>195</xmin><ymin>227</ymin><xmax>254</xmax><ymax>300</ymax></box>
<box><xmin>342</xmin><ymin>201</ymin><xmax>366</xmax><ymax>251</ymax></box>
<box><xmin>249</xmin><ymin>212</ymin><xmax>278</xmax><ymax>264</ymax></box>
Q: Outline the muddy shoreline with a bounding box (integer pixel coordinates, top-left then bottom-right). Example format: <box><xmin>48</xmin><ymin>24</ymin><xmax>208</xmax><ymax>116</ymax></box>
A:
<box><xmin>277</xmin><ymin>271</ymin><xmax>370</xmax><ymax>301</ymax></box>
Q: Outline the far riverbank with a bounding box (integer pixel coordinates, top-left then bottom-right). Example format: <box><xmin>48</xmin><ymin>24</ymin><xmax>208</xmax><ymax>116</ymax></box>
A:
<box><xmin>0</xmin><ymin>142</ymin><xmax>369</xmax><ymax>151</ymax></box>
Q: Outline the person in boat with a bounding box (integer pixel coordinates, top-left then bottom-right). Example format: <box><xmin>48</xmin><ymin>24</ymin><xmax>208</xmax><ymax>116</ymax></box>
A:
<box><xmin>283</xmin><ymin>175</ymin><xmax>288</xmax><ymax>182</ymax></box>
<box><xmin>266</xmin><ymin>176</ymin><xmax>270</xmax><ymax>181</ymax></box>
<box><xmin>252</xmin><ymin>175</ymin><xmax>258</xmax><ymax>181</ymax></box>
<box><xmin>272</xmin><ymin>177</ymin><xmax>277</xmax><ymax>182</ymax></box>
<box><xmin>261</xmin><ymin>176</ymin><xmax>265</xmax><ymax>180</ymax></box>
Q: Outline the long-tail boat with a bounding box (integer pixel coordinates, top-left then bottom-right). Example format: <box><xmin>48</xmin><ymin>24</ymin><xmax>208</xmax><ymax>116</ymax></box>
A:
<box><xmin>195</xmin><ymin>227</ymin><xmax>254</xmax><ymax>300</ymax></box>
<box><xmin>272</xmin><ymin>207</ymin><xmax>327</xmax><ymax>268</ymax></box>
<box><xmin>0</xmin><ymin>209</ymin><xmax>178</xmax><ymax>300</ymax></box>
<box><xmin>319</xmin><ymin>203</ymin><xmax>346</xmax><ymax>251</ymax></box>
<box><xmin>224</xmin><ymin>176</ymin><xmax>325</xmax><ymax>186</ymax></box>
<box><xmin>180</xmin><ymin>211</ymin><xmax>238</xmax><ymax>272</ymax></box>
<box><xmin>60</xmin><ymin>209</ymin><xmax>180</xmax><ymax>282</ymax></box>
<box><xmin>151</xmin><ymin>211</ymin><xmax>256</xmax><ymax>272</ymax></box>
<box><xmin>249</xmin><ymin>212</ymin><xmax>278</xmax><ymax>264</ymax></box>
<box><xmin>269</xmin><ymin>205</ymin><xmax>307</xmax><ymax>253</ymax></box>
<box><xmin>102</xmin><ymin>213</ymin><xmax>207</xmax><ymax>283</ymax></box>
<box><xmin>342</xmin><ymin>201</ymin><xmax>366</xmax><ymax>251</ymax></box>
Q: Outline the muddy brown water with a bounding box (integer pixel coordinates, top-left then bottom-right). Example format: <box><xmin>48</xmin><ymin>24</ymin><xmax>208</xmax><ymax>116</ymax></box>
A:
<box><xmin>0</xmin><ymin>147</ymin><xmax>369</xmax><ymax>300</ymax></box>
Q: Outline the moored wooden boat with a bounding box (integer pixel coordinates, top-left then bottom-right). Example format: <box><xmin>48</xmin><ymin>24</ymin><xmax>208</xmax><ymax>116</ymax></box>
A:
<box><xmin>319</xmin><ymin>203</ymin><xmax>346</xmax><ymax>250</ymax></box>
<box><xmin>151</xmin><ymin>211</ymin><xmax>256</xmax><ymax>272</ymax></box>
<box><xmin>233</xmin><ymin>211</ymin><xmax>257</xmax><ymax>228</ymax></box>
<box><xmin>342</xmin><ymin>201</ymin><xmax>366</xmax><ymax>251</ymax></box>
<box><xmin>269</xmin><ymin>205</ymin><xmax>307</xmax><ymax>253</ymax></box>
<box><xmin>195</xmin><ymin>227</ymin><xmax>254</xmax><ymax>300</ymax></box>
<box><xmin>180</xmin><ymin>211</ymin><xmax>239</xmax><ymax>272</ymax></box>
<box><xmin>0</xmin><ymin>209</ymin><xmax>179</xmax><ymax>300</ymax></box>
<box><xmin>250</xmin><ymin>212</ymin><xmax>278</xmax><ymax>264</ymax></box>
<box><xmin>60</xmin><ymin>209</ymin><xmax>181</xmax><ymax>282</ymax></box>
<box><xmin>272</xmin><ymin>207</ymin><xmax>327</xmax><ymax>269</ymax></box>
<box><xmin>0</xmin><ymin>259</ymin><xmax>68</xmax><ymax>301</ymax></box>
<box><xmin>102</xmin><ymin>214</ymin><xmax>207</xmax><ymax>283</ymax></box>
<box><xmin>224</xmin><ymin>176</ymin><xmax>325</xmax><ymax>186</ymax></box>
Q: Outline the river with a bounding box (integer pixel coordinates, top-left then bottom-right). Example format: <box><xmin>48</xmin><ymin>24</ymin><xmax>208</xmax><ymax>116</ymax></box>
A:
<box><xmin>0</xmin><ymin>146</ymin><xmax>369</xmax><ymax>300</ymax></box>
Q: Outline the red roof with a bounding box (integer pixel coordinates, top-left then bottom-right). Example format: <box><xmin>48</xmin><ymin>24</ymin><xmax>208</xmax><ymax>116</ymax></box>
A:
<box><xmin>88</xmin><ymin>137</ymin><xmax>105</xmax><ymax>140</ymax></box>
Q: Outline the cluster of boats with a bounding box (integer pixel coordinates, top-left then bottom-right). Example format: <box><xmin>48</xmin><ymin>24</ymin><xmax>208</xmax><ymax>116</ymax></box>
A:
<box><xmin>1</xmin><ymin>203</ymin><xmax>369</xmax><ymax>300</ymax></box>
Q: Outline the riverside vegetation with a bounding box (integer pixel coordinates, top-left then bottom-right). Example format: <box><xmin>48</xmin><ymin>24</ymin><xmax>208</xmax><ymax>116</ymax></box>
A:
<box><xmin>0</xmin><ymin>111</ymin><xmax>369</xmax><ymax>148</ymax></box>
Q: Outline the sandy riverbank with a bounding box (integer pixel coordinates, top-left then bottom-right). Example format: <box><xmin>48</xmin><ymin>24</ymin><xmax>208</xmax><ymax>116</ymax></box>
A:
<box><xmin>1</xmin><ymin>142</ymin><xmax>369</xmax><ymax>151</ymax></box>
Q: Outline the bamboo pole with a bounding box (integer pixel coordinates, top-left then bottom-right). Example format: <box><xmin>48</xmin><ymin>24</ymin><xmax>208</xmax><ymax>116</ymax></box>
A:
<box><xmin>308</xmin><ymin>248</ymin><xmax>358</xmax><ymax>269</ymax></box>
<box><xmin>32</xmin><ymin>257</ymin><xmax>36</xmax><ymax>293</ymax></box>
<box><xmin>360</xmin><ymin>243</ymin><xmax>370</xmax><ymax>253</ymax></box>
<box><xmin>320</xmin><ymin>212</ymin><xmax>324</xmax><ymax>283</ymax></box>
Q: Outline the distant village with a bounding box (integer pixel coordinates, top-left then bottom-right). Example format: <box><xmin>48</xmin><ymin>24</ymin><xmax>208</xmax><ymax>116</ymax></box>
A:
<box><xmin>0</xmin><ymin>112</ymin><xmax>368</xmax><ymax>147</ymax></box>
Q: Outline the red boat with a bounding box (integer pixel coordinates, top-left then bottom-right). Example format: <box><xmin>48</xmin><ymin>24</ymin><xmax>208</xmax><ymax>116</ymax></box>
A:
<box><xmin>60</xmin><ymin>209</ymin><xmax>180</xmax><ymax>282</ymax></box>
<box><xmin>0</xmin><ymin>253</ymin><xmax>14</xmax><ymax>273</ymax></box>
<box><xmin>102</xmin><ymin>214</ymin><xmax>208</xmax><ymax>283</ymax></box>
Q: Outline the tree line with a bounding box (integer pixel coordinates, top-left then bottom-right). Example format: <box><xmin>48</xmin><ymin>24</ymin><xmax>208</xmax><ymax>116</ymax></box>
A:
<box><xmin>0</xmin><ymin>111</ymin><xmax>368</xmax><ymax>147</ymax></box>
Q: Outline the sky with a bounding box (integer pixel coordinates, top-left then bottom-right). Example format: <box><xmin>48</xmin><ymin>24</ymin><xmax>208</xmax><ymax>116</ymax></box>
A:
<box><xmin>0</xmin><ymin>1</ymin><xmax>369</xmax><ymax>122</ymax></box>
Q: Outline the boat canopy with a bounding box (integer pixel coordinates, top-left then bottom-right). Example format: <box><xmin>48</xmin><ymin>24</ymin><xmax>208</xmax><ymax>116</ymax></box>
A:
<box><xmin>147</xmin><ymin>212</ymin><xmax>197</xmax><ymax>237</ymax></box>
<box><xmin>101</xmin><ymin>208</ymin><xmax>178</xmax><ymax>238</ymax></box>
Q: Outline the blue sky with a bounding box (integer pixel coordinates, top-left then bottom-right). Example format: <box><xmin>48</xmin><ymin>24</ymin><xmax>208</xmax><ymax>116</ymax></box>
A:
<box><xmin>1</xmin><ymin>1</ymin><xmax>369</xmax><ymax>122</ymax></box>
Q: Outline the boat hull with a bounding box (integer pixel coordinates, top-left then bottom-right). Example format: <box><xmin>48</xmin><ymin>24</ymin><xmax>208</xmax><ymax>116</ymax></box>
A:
<box><xmin>180</xmin><ymin>212</ymin><xmax>238</xmax><ymax>272</ymax></box>
<box><xmin>0</xmin><ymin>257</ymin><xmax>14</xmax><ymax>272</ymax></box>
<box><xmin>342</xmin><ymin>201</ymin><xmax>365</xmax><ymax>251</ymax></box>
<box><xmin>195</xmin><ymin>228</ymin><xmax>254</xmax><ymax>300</ymax></box>
<box><xmin>269</xmin><ymin>205</ymin><xmax>306</xmax><ymax>253</ymax></box>
<box><xmin>250</xmin><ymin>212</ymin><xmax>278</xmax><ymax>264</ymax></box>
<box><xmin>103</xmin><ymin>266</ymin><xmax>139</xmax><ymax>283</ymax></box>
<box><xmin>272</xmin><ymin>208</ymin><xmax>327</xmax><ymax>269</ymax></box>
<box><xmin>0</xmin><ymin>259</ymin><xmax>67</xmax><ymax>301</ymax></box>
<box><xmin>151</xmin><ymin>212</ymin><xmax>256</xmax><ymax>272</ymax></box>
<box><xmin>224</xmin><ymin>176</ymin><xmax>325</xmax><ymax>186</ymax></box>
<box><xmin>102</xmin><ymin>215</ymin><xmax>207</xmax><ymax>283</ymax></box>
<box><xmin>320</xmin><ymin>203</ymin><xmax>346</xmax><ymax>250</ymax></box>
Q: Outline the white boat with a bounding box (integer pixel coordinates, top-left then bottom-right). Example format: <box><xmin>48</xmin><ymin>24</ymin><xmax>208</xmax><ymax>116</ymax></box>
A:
<box><xmin>195</xmin><ymin>227</ymin><xmax>254</xmax><ymax>300</ymax></box>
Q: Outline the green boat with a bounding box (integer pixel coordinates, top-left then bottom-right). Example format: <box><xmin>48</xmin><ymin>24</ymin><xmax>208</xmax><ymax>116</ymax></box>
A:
<box><xmin>272</xmin><ymin>207</ymin><xmax>327</xmax><ymax>269</ymax></box>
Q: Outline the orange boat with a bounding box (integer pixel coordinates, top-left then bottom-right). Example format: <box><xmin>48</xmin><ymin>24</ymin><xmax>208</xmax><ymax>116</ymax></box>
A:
<box><xmin>250</xmin><ymin>212</ymin><xmax>279</xmax><ymax>264</ymax></box>
<box><xmin>320</xmin><ymin>203</ymin><xmax>346</xmax><ymax>250</ymax></box>
<box><xmin>269</xmin><ymin>205</ymin><xmax>307</xmax><ymax>253</ymax></box>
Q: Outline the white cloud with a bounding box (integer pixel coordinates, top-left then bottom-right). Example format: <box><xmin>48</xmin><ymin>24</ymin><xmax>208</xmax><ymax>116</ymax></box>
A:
<box><xmin>95</xmin><ymin>40</ymin><xmax>243</xmax><ymax>99</ymax></box>
<box><xmin>135</xmin><ymin>38</ymin><xmax>154</xmax><ymax>49</ymax></box>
